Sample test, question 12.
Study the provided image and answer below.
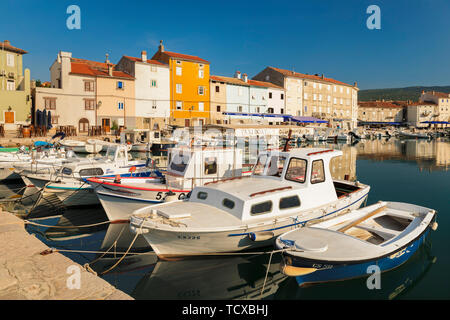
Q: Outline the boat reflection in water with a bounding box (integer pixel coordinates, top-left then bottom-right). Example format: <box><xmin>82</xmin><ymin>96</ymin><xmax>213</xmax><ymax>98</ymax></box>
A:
<box><xmin>131</xmin><ymin>253</ymin><xmax>287</xmax><ymax>300</ymax></box>
<box><xmin>274</xmin><ymin>238</ymin><xmax>436</xmax><ymax>300</ymax></box>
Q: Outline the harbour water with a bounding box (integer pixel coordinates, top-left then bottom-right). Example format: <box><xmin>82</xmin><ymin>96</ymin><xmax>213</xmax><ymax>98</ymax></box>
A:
<box><xmin>1</xmin><ymin>138</ymin><xmax>448</xmax><ymax>300</ymax></box>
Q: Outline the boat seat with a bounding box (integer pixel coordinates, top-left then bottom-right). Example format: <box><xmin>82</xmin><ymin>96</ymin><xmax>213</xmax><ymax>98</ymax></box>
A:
<box><xmin>352</xmin><ymin>223</ymin><xmax>401</xmax><ymax>241</ymax></box>
<box><xmin>384</xmin><ymin>208</ymin><xmax>415</xmax><ymax>220</ymax></box>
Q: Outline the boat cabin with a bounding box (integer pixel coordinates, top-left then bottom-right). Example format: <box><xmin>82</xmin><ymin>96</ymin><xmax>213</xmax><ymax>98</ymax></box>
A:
<box><xmin>59</xmin><ymin>145</ymin><xmax>134</xmax><ymax>178</ymax></box>
<box><xmin>188</xmin><ymin>148</ymin><xmax>361</xmax><ymax>222</ymax></box>
<box><xmin>164</xmin><ymin>146</ymin><xmax>244</xmax><ymax>190</ymax></box>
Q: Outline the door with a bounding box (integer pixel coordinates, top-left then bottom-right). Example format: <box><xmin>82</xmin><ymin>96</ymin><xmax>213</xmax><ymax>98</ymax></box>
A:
<box><xmin>78</xmin><ymin>118</ymin><xmax>89</xmax><ymax>133</ymax></box>
<box><xmin>185</xmin><ymin>119</ymin><xmax>190</xmax><ymax>127</ymax></box>
<box><xmin>102</xmin><ymin>118</ymin><xmax>110</xmax><ymax>132</ymax></box>
<box><xmin>4</xmin><ymin>112</ymin><xmax>14</xmax><ymax>124</ymax></box>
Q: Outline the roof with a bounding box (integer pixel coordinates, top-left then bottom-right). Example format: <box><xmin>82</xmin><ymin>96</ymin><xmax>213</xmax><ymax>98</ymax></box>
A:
<box><xmin>267</xmin><ymin>67</ymin><xmax>355</xmax><ymax>88</ymax></box>
<box><xmin>0</xmin><ymin>40</ymin><xmax>27</xmax><ymax>54</ymax></box>
<box><xmin>424</xmin><ymin>91</ymin><xmax>450</xmax><ymax>98</ymax></box>
<box><xmin>122</xmin><ymin>55</ymin><xmax>168</xmax><ymax>66</ymax></box>
<box><xmin>70</xmin><ymin>60</ymin><xmax>134</xmax><ymax>79</ymax></box>
<box><xmin>162</xmin><ymin>50</ymin><xmax>209</xmax><ymax>64</ymax></box>
<box><xmin>407</xmin><ymin>101</ymin><xmax>437</xmax><ymax>106</ymax></box>
<box><xmin>358</xmin><ymin>101</ymin><xmax>404</xmax><ymax>109</ymax></box>
<box><xmin>211</xmin><ymin>75</ymin><xmax>283</xmax><ymax>89</ymax></box>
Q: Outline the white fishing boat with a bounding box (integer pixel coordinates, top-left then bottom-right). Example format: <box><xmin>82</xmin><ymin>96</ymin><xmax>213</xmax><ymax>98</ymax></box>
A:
<box><xmin>86</xmin><ymin>146</ymin><xmax>252</xmax><ymax>222</ymax></box>
<box><xmin>275</xmin><ymin>201</ymin><xmax>437</xmax><ymax>286</ymax></box>
<box><xmin>59</xmin><ymin>139</ymin><xmax>103</xmax><ymax>154</ymax></box>
<box><xmin>129</xmin><ymin>148</ymin><xmax>371</xmax><ymax>258</ymax></box>
<box><xmin>23</xmin><ymin>145</ymin><xmax>155</xmax><ymax>207</ymax></box>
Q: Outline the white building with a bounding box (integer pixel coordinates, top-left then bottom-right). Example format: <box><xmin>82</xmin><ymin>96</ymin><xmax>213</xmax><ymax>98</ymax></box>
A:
<box><xmin>34</xmin><ymin>51</ymin><xmax>97</xmax><ymax>132</ymax></box>
<box><xmin>116</xmin><ymin>51</ymin><xmax>170</xmax><ymax>130</ymax></box>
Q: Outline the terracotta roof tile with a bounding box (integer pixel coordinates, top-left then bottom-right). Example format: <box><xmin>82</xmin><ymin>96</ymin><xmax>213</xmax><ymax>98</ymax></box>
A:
<box><xmin>70</xmin><ymin>61</ymin><xmax>134</xmax><ymax>79</ymax></box>
<box><xmin>268</xmin><ymin>66</ymin><xmax>354</xmax><ymax>87</ymax></box>
<box><xmin>358</xmin><ymin>101</ymin><xmax>405</xmax><ymax>109</ymax></box>
<box><xmin>211</xmin><ymin>75</ymin><xmax>283</xmax><ymax>89</ymax></box>
<box><xmin>163</xmin><ymin>51</ymin><xmax>209</xmax><ymax>64</ymax></box>
<box><xmin>122</xmin><ymin>55</ymin><xmax>168</xmax><ymax>66</ymax></box>
<box><xmin>425</xmin><ymin>91</ymin><xmax>450</xmax><ymax>98</ymax></box>
<box><xmin>0</xmin><ymin>40</ymin><xmax>27</xmax><ymax>54</ymax></box>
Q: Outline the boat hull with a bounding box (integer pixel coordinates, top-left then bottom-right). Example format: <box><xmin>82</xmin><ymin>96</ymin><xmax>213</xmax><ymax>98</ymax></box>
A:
<box><xmin>132</xmin><ymin>187</ymin><xmax>370</xmax><ymax>258</ymax></box>
<box><xmin>286</xmin><ymin>228</ymin><xmax>431</xmax><ymax>287</ymax></box>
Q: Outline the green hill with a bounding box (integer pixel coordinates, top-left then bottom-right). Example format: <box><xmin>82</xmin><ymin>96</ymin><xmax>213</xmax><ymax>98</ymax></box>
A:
<box><xmin>358</xmin><ymin>86</ymin><xmax>450</xmax><ymax>101</ymax></box>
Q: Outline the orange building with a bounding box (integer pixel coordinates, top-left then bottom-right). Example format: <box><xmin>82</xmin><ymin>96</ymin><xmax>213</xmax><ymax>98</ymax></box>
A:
<box><xmin>152</xmin><ymin>41</ymin><xmax>210</xmax><ymax>127</ymax></box>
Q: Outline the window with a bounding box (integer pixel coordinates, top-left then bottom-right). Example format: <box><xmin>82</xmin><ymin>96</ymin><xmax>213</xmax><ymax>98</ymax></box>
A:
<box><xmin>150</xmin><ymin>65</ymin><xmax>157</xmax><ymax>72</ymax></box>
<box><xmin>256</xmin><ymin>107</ymin><xmax>260</xmax><ymax>113</ymax></box>
<box><xmin>118</xmin><ymin>102</ymin><xmax>124</xmax><ymax>110</ymax></box>
<box><xmin>6</xmin><ymin>53</ymin><xmax>14</xmax><ymax>67</ymax></box>
<box><xmin>313</xmin><ymin>94</ymin><xmax>317</xmax><ymax>101</ymax></box>
<box><xmin>6</xmin><ymin>80</ymin><xmax>15</xmax><ymax>91</ymax></box>
<box><xmin>117</xmin><ymin>81</ymin><xmax>124</xmax><ymax>89</ymax></box>
<box><xmin>285</xmin><ymin>158</ymin><xmax>307</xmax><ymax>183</ymax></box>
<box><xmin>198</xmin><ymin>86</ymin><xmax>205</xmax><ymax>95</ymax></box>
<box><xmin>198</xmin><ymin>102</ymin><xmax>204</xmax><ymax>111</ymax></box>
<box><xmin>266</xmin><ymin>155</ymin><xmax>287</xmax><ymax>177</ymax></box>
<box><xmin>151</xmin><ymin>79</ymin><xmax>157</xmax><ymax>87</ymax></box>
<box><xmin>281</xmin><ymin>93</ymin><xmax>284</xmax><ymax>100</ymax></box>
<box><xmin>313</xmin><ymin>83</ymin><xmax>316</xmax><ymax>89</ymax></box>
<box><xmin>204</xmin><ymin>157</ymin><xmax>217</xmax><ymax>175</ymax></box>
<box><xmin>238</xmin><ymin>106</ymin><xmax>243</xmax><ymax>112</ymax></box>
<box><xmin>215</xmin><ymin>85</ymin><xmax>220</xmax><ymax>93</ymax></box>
<box><xmin>152</xmin><ymin>100</ymin><xmax>157</xmax><ymax>109</ymax></box>
<box><xmin>176</xmin><ymin>101</ymin><xmax>183</xmax><ymax>110</ymax></box>
<box><xmin>197</xmin><ymin>192</ymin><xmax>208</xmax><ymax>200</ymax></box>
<box><xmin>169</xmin><ymin>150</ymin><xmax>190</xmax><ymax>172</ymax></box>
<box><xmin>44</xmin><ymin>97</ymin><xmax>56</xmax><ymax>110</ymax></box>
<box><xmin>176</xmin><ymin>84</ymin><xmax>182</xmax><ymax>94</ymax></box>
<box><xmin>269</xmin><ymin>92</ymin><xmax>272</xmax><ymax>99</ymax></box>
<box><xmin>176</xmin><ymin>66</ymin><xmax>182</xmax><ymax>76</ymax></box>
<box><xmin>176</xmin><ymin>60</ymin><xmax>181</xmax><ymax>65</ymax></box>
<box><xmin>281</xmin><ymin>108</ymin><xmax>284</xmax><ymax>114</ymax></box>
<box><xmin>223</xmin><ymin>198</ymin><xmax>235</xmax><ymax>209</ymax></box>
<box><xmin>304</xmin><ymin>93</ymin><xmax>308</xmax><ymax>99</ymax></box>
<box><xmin>84</xmin><ymin>81</ymin><xmax>94</xmax><ymax>92</ymax></box>
<box><xmin>79</xmin><ymin>168</ymin><xmax>104</xmax><ymax>177</ymax></box>
<box><xmin>319</xmin><ymin>83</ymin><xmax>322</xmax><ymax>89</ymax></box>
<box><xmin>279</xmin><ymin>195</ymin><xmax>301</xmax><ymax>210</ymax></box>
<box><xmin>328</xmin><ymin>85</ymin><xmax>331</xmax><ymax>91</ymax></box>
<box><xmin>250</xmin><ymin>201</ymin><xmax>273</xmax><ymax>216</ymax></box>
<box><xmin>268</xmin><ymin>107</ymin><xmax>274</xmax><ymax>114</ymax></box>
<box><xmin>51</xmin><ymin>115</ymin><xmax>59</xmax><ymax>124</ymax></box>
<box><xmin>340</xmin><ymin>87</ymin><xmax>343</xmax><ymax>93</ymax></box>
<box><xmin>311</xmin><ymin>160</ymin><xmax>325</xmax><ymax>184</ymax></box>
<box><xmin>319</xmin><ymin>94</ymin><xmax>322</xmax><ymax>101</ymax></box>
<box><xmin>85</xmin><ymin>99</ymin><xmax>95</xmax><ymax>110</ymax></box>
<box><xmin>216</xmin><ymin>105</ymin><xmax>221</xmax><ymax>112</ymax></box>
<box><xmin>199</xmin><ymin>69</ymin><xmax>204</xmax><ymax>78</ymax></box>
<box><xmin>253</xmin><ymin>154</ymin><xmax>269</xmax><ymax>175</ymax></box>
<box><xmin>238</xmin><ymin>88</ymin><xmax>243</xmax><ymax>96</ymax></box>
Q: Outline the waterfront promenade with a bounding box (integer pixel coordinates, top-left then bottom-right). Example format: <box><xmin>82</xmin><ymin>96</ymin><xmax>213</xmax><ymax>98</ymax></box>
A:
<box><xmin>0</xmin><ymin>208</ymin><xmax>132</xmax><ymax>300</ymax></box>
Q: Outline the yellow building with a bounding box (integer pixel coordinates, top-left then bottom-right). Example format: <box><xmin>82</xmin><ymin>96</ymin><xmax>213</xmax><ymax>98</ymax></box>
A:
<box><xmin>151</xmin><ymin>41</ymin><xmax>210</xmax><ymax>127</ymax></box>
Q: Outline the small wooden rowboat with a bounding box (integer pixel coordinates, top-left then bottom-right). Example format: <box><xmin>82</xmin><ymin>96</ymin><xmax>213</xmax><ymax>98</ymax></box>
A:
<box><xmin>275</xmin><ymin>201</ymin><xmax>437</xmax><ymax>286</ymax></box>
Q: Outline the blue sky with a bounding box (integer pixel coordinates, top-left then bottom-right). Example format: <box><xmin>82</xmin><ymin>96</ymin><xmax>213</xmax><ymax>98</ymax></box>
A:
<box><xmin>1</xmin><ymin>0</ymin><xmax>449</xmax><ymax>89</ymax></box>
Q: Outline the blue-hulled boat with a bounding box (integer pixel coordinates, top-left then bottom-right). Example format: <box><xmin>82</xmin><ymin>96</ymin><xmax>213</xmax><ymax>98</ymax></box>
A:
<box><xmin>275</xmin><ymin>201</ymin><xmax>437</xmax><ymax>287</ymax></box>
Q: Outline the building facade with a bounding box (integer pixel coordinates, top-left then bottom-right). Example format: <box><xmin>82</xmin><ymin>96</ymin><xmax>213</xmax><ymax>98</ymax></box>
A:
<box><xmin>116</xmin><ymin>52</ymin><xmax>170</xmax><ymax>130</ymax></box>
<box><xmin>406</xmin><ymin>102</ymin><xmax>437</xmax><ymax>128</ymax></box>
<box><xmin>418</xmin><ymin>91</ymin><xmax>450</xmax><ymax>128</ymax></box>
<box><xmin>209</xmin><ymin>76</ymin><xmax>227</xmax><ymax>124</ymax></box>
<box><xmin>253</xmin><ymin>66</ymin><xmax>359</xmax><ymax>129</ymax></box>
<box><xmin>0</xmin><ymin>40</ymin><xmax>31</xmax><ymax>129</ymax></box>
<box><xmin>151</xmin><ymin>41</ymin><xmax>210</xmax><ymax>127</ymax></box>
<box><xmin>35</xmin><ymin>51</ymin><xmax>135</xmax><ymax>133</ymax></box>
<box><xmin>358</xmin><ymin>101</ymin><xmax>404</xmax><ymax>124</ymax></box>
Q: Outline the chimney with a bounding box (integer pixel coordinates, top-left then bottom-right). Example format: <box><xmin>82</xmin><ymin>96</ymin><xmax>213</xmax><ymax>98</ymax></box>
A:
<box><xmin>243</xmin><ymin>73</ymin><xmax>248</xmax><ymax>82</ymax></box>
<box><xmin>158</xmin><ymin>40</ymin><xmax>164</xmax><ymax>53</ymax></box>
<box><xmin>141</xmin><ymin>50</ymin><xmax>147</xmax><ymax>62</ymax></box>
<box><xmin>235</xmin><ymin>71</ymin><xmax>241</xmax><ymax>79</ymax></box>
<box><xmin>105</xmin><ymin>53</ymin><xmax>110</xmax><ymax>64</ymax></box>
<box><xmin>3</xmin><ymin>40</ymin><xmax>10</xmax><ymax>46</ymax></box>
<box><xmin>107</xmin><ymin>63</ymin><xmax>113</xmax><ymax>76</ymax></box>
<box><xmin>354</xmin><ymin>81</ymin><xmax>358</xmax><ymax>87</ymax></box>
<box><xmin>321</xmin><ymin>74</ymin><xmax>324</xmax><ymax>79</ymax></box>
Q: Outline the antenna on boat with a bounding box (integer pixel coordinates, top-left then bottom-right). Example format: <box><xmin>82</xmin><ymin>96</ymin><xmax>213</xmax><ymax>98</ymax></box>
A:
<box><xmin>282</xmin><ymin>129</ymin><xmax>293</xmax><ymax>152</ymax></box>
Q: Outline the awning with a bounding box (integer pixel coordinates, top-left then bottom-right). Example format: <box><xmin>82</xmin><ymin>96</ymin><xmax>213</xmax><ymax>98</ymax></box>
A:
<box><xmin>287</xmin><ymin>116</ymin><xmax>328</xmax><ymax>123</ymax></box>
<box><xmin>358</xmin><ymin>121</ymin><xmax>403</xmax><ymax>125</ymax></box>
<box><xmin>420</xmin><ymin>121</ymin><xmax>450</xmax><ymax>124</ymax></box>
<box><xmin>223</xmin><ymin>112</ymin><xmax>286</xmax><ymax>118</ymax></box>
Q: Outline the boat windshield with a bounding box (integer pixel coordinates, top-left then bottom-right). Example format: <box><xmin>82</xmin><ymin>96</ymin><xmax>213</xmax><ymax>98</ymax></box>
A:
<box><xmin>169</xmin><ymin>150</ymin><xmax>190</xmax><ymax>173</ymax></box>
<box><xmin>253</xmin><ymin>154</ymin><xmax>269</xmax><ymax>175</ymax></box>
<box><xmin>105</xmin><ymin>147</ymin><xmax>116</xmax><ymax>162</ymax></box>
<box><xmin>266</xmin><ymin>155</ymin><xmax>287</xmax><ymax>177</ymax></box>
